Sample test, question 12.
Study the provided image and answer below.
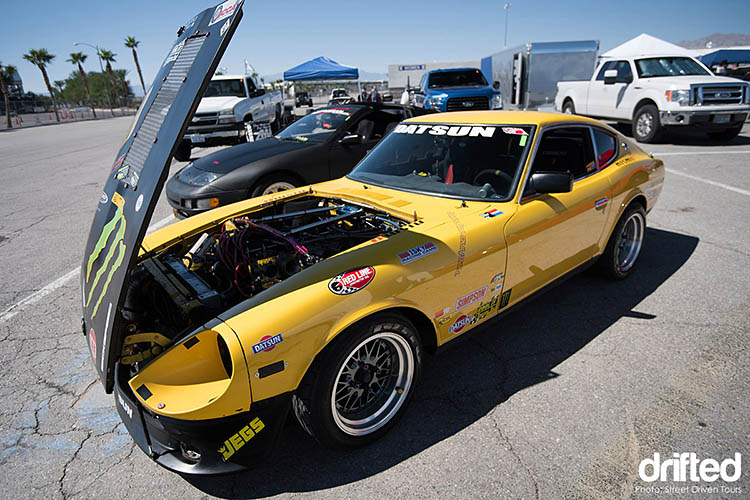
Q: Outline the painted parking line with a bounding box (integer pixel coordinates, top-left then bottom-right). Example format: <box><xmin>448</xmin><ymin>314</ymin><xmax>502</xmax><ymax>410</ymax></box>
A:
<box><xmin>666</xmin><ymin>168</ymin><xmax>750</xmax><ymax>198</ymax></box>
<box><xmin>0</xmin><ymin>215</ymin><xmax>176</xmax><ymax>324</ymax></box>
<box><xmin>654</xmin><ymin>150</ymin><xmax>750</xmax><ymax>156</ymax></box>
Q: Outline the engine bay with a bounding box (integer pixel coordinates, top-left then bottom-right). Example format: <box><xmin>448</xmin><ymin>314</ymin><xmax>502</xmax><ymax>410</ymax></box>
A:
<box><xmin>120</xmin><ymin>196</ymin><xmax>406</xmax><ymax>355</ymax></box>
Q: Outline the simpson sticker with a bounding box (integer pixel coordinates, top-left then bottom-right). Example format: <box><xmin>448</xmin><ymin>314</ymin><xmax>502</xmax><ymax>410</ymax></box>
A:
<box><xmin>398</xmin><ymin>241</ymin><xmax>438</xmax><ymax>265</ymax></box>
<box><xmin>456</xmin><ymin>286</ymin><xmax>488</xmax><ymax>311</ymax></box>
<box><xmin>502</xmin><ymin>127</ymin><xmax>528</xmax><ymax>135</ymax></box>
<box><xmin>209</xmin><ymin>0</ymin><xmax>239</xmax><ymax>26</ymax></box>
<box><xmin>472</xmin><ymin>295</ymin><xmax>499</xmax><ymax>323</ymax></box>
<box><xmin>450</xmin><ymin>314</ymin><xmax>473</xmax><ymax>334</ymax></box>
<box><xmin>394</xmin><ymin>124</ymin><xmax>496</xmax><ymax>137</ymax></box>
<box><xmin>500</xmin><ymin>289</ymin><xmax>512</xmax><ymax>309</ymax></box>
<box><xmin>328</xmin><ymin>266</ymin><xmax>375</xmax><ymax>295</ymax></box>
<box><xmin>218</xmin><ymin>417</ymin><xmax>265</xmax><ymax>461</ymax></box>
<box><xmin>481</xmin><ymin>209</ymin><xmax>503</xmax><ymax>219</ymax></box>
<box><xmin>252</xmin><ymin>334</ymin><xmax>283</xmax><ymax>354</ymax></box>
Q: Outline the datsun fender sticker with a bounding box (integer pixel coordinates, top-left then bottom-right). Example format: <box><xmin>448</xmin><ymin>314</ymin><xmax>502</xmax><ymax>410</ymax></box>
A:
<box><xmin>398</xmin><ymin>241</ymin><xmax>438</xmax><ymax>265</ymax></box>
<box><xmin>252</xmin><ymin>334</ymin><xmax>283</xmax><ymax>354</ymax></box>
<box><xmin>455</xmin><ymin>285</ymin><xmax>488</xmax><ymax>311</ymax></box>
<box><xmin>218</xmin><ymin>417</ymin><xmax>265</xmax><ymax>462</ymax></box>
<box><xmin>328</xmin><ymin>266</ymin><xmax>375</xmax><ymax>295</ymax></box>
<box><xmin>450</xmin><ymin>314</ymin><xmax>473</xmax><ymax>334</ymax></box>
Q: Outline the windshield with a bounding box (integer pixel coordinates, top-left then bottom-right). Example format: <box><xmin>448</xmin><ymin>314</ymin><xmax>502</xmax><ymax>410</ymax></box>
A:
<box><xmin>202</xmin><ymin>79</ymin><xmax>246</xmax><ymax>98</ymax></box>
<box><xmin>276</xmin><ymin>108</ymin><xmax>355</xmax><ymax>142</ymax></box>
<box><xmin>428</xmin><ymin>70</ymin><xmax>488</xmax><ymax>88</ymax></box>
<box><xmin>348</xmin><ymin>123</ymin><xmax>533</xmax><ymax>201</ymax></box>
<box><xmin>635</xmin><ymin>57</ymin><xmax>710</xmax><ymax>78</ymax></box>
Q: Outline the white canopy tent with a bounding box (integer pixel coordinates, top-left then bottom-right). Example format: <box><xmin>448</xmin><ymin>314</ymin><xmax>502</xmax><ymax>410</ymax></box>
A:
<box><xmin>601</xmin><ymin>33</ymin><xmax>694</xmax><ymax>59</ymax></box>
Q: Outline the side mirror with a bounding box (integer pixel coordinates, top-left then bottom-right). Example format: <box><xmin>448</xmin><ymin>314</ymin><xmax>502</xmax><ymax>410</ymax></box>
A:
<box><xmin>603</xmin><ymin>69</ymin><xmax>617</xmax><ymax>85</ymax></box>
<box><xmin>493</xmin><ymin>81</ymin><xmax>500</xmax><ymax>90</ymax></box>
<box><xmin>527</xmin><ymin>171</ymin><xmax>573</xmax><ymax>194</ymax></box>
<box><xmin>339</xmin><ymin>134</ymin><xmax>362</xmax><ymax>145</ymax></box>
<box><xmin>623</xmin><ymin>74</ymin><xmax>633</xmax><ymax>84</ymax></box>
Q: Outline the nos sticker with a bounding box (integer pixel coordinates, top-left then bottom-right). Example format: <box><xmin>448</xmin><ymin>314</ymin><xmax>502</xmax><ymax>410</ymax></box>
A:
<box><xmin>328</xmin><ymin>267</ymin><xmax>375</xmax><ymax>295</ymax></box>
<box><xmin>252</xmin><ymin>334</ymin><xmax>283</xmax><ymax>354</ymax></box>
<box><xmin>398</xmin><ymin>241</ymin><xmax>438</xmax><ymax>265</ymax></box>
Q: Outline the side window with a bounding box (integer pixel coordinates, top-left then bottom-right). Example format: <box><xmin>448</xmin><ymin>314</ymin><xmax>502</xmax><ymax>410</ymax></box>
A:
<box><xmin>592</xmin><ymin>128</ymin><xmax>617</xmax><ymax>169</ymax></box>
<box><xmin>419</xmin><ymin>74</ymin><xmax>427</xmax><ymax>91</ymax></box>
<box><xmin>595</xmin><ymin>61</ymin><xmax>616</xmax><ymax>81</ymax></box>
<box><xmin>245</xmin><ymin>78</ymin><xmax>256</xmax><ymax>93</ymax></box>
<box><xmin>530</xmin><ymin>127</ymin><xmax>596</xmax><ymax>180</ymax></box>
<box><xmin>616</xmin><ymin>61</ymin><xmax>633</xmax><ymax>83</ymax></box>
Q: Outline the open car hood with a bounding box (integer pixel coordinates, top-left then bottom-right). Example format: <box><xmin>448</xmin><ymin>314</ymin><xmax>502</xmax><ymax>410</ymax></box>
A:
<box><xmin>81</xmin><ymin>0</ymin><xmax>245</xmax><ymax>393</ymax></box>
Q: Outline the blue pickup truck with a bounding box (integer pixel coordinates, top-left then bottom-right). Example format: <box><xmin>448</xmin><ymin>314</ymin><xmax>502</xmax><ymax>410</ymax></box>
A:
<box><xmin>413</xmin><ymin>68</ymin><xmax>503</xmax><ymax>112</ymax></box>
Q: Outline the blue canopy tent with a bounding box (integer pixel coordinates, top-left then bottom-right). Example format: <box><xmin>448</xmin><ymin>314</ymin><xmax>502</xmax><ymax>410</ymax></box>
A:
<box><xmin>283</xmin><ymin>56</ymin><xmax>361</xmax><ymax>97</ymax></box>
<box><xmin>700</xmin><ymin>49</ymin><xmax>750</xmax><ymax>67</ymax></box>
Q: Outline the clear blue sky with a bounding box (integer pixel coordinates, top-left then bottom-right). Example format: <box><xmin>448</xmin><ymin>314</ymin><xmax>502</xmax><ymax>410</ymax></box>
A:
<box><xmin>3</xmin><ymin>0</ymin><xmax>749</xmax><ymax>95</ymax></box>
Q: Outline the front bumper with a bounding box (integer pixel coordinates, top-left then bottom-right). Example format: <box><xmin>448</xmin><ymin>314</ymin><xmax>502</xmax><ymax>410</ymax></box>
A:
<box><xmin>660</xmin><ymin>109</ymin><xmax>748</xmax><ymax>127</ymax></box>
<box><xmin>183</xmin><ymin>123</ymin><xmax>244</xmax><ymax>146</ymax></box>
<box><xmin>114</xmin><ymin>363</ymin><xmax>292</xmax><ymax>474</ymax></box>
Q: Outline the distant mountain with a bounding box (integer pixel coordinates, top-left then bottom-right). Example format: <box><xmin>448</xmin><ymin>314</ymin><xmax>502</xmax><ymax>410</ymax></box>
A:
<box><xmin>261</xmin><ymin>70</ymin><xmax>387</xmax><ymax>82</ymax></box>
<box><xmin>677</xmin><ymin>33</ymin><xmax>750</xmax><ymax>49</ymax></box>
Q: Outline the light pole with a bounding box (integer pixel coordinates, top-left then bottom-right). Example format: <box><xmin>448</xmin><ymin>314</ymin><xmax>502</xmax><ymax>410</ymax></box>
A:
<box><xmin>74</xmin><ymin>42</ymin><xmax>113</xmax><ymax>114</ymax></box>
<box><xmin>504</xmin><ymin>3</ymin><xmax>511</xmax><ymax>48</ymax></box>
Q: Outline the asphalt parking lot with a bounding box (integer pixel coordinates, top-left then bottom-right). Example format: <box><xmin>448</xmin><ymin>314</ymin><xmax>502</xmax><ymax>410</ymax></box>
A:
<box><xmin>0</xmin><ymin>117</ymin><xmax>748</xmax><ymax>499</ymax></box>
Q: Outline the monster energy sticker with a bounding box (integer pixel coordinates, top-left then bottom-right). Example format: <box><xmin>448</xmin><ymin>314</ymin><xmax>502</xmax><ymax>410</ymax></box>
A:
<box><xmin>84</xmin><ymin>192</ymin><xmax>127</xmax><ymax>317</ymax></box>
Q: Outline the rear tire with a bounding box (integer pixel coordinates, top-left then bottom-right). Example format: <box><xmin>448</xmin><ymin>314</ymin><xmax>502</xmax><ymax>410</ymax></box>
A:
<box><xmin>597</xmin><ymin>203</ymin><xmax>647</xmax><ymax>280</ymax></box>
<box><xmin>292</xmin><ymin>313</ymin><xmax>422</xmax><ymax>448</ymax></box>
<box><xmin>562</xmin><ymin>100</ymin><xmax>575</xmax><ymax>115</ymax></box>
<box><xmin>707</xmin><ymin>125</ymin><xmax>742</xmax><ymax>142</ymax></box>
<box><xmin>632</xmin><ymin>105</ymin><xmax>662</xmax><ymax>143</ymax></box>
<box><xmin>173</xmin><ymin>141</ymin><xmax>191</xmax><ymax>162</ymax></box>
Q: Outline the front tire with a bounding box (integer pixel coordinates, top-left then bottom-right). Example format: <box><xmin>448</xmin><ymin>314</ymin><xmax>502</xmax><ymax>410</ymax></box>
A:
<box><xmin>292</xmin><ymin>314</ymin><xmax>422</xmax><ymax>448</ymax></box>
<box><xmin>597</xmin><ymin>203</ymin><xmax>646</xmax><ymax>280</ymax></box>
<box><xmin>251</xmin><ymin>174</ymin><xmax>298</xmax><ymax>197</ymax></box>
<box><xmin>707</xmin><ymin>125</ymin><xmax>742</xmax><ymax>142</ymax></box>
<box><xmin>632</xmin><ymin>105</ymin><xmax>662</xmax><ymax>143</ymax></box>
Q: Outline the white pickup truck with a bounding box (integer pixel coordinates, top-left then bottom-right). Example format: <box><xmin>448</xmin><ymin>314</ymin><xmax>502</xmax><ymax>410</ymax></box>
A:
<box><xmin>175</xmin><ymin>74</ymin><xmax>283</xmax><ymax>161</ymax></box>
<box><xmin>555</xmin><ymin>55</ymin><xmax>750</xmax><ymax>142</ymax></box>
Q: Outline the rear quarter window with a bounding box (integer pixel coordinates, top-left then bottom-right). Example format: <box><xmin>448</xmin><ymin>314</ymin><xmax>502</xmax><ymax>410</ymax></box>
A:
<box><xmin>592</xmin><ymin>129</ymin><xmax>617</xmax><ymax>169</ymax></box>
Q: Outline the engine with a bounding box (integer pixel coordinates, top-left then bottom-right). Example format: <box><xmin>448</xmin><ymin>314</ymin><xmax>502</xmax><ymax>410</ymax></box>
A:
<box><xmin>122</xmin><ymin>196</ymin><xmax>405</xmax><ymax>342</ymax></box>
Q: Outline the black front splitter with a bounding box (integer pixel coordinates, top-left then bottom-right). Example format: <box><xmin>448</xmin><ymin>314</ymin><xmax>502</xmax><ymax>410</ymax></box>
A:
<box><xmin>113</xmin><ymin>363</ymin><xmax>292</xmax><ymax>475</ymax></box>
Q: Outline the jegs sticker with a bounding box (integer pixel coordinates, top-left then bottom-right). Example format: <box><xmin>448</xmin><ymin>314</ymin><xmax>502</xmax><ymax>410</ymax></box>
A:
<box><xmin>218</xmin><ymin>417</ymin><xmax>265</xmax><ymax>461</ymax></box>
<box><xmin>328</xmin><ymin>267</ymin><xmax>375</xmax><ymax>295</ymax></box>
<box><xmin>398</xmin><ymin>241</ymin><xmax>438</xmax><ymax>265</ymax></box>
<box><xmin>455</xmin><ymin>286</ymin><xmax>488</xmax><ymax>311</ymax></box>
<box><xmin>209</xmin><ymin>0</ymin><xmax>240</xmax><ymax>26</ymax></box>
<box><xmin>252</xmin><ymin>334</ymin><xmax>283</xmax><ymax>354</ymax></box>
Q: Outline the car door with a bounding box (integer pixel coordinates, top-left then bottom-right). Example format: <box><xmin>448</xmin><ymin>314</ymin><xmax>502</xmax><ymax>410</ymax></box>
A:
<box><xmin>586</xmin><ymin>61</ymin><xmax>616</xmax><ymax>117</ymax></box>
<box><xmin>245</xmin><ymin>77</ymin><xmax>268</xmax><ymax>122</ymax></box>
<box><xmin>503</xmin><ymin>125</ymin><xmax>613</xmax><ymax>302</ymax></box>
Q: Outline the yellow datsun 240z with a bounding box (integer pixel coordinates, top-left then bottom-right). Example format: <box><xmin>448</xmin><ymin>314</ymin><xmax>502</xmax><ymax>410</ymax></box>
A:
<box><xmin>80</xmin><ymin>1</ymin><xmax>664</xmax><ymax>474</ymax></box>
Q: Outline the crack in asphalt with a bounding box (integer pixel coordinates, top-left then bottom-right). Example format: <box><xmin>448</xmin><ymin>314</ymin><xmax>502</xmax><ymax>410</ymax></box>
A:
<box><xmin>488</xmin><ymin>407</ymin><xmax>541</xmax><ymax>500</ymax></box>
<box><xmin>59</xmin><ymin>431</ymin><xmax>92</xmax><ymax>500</ymax></box>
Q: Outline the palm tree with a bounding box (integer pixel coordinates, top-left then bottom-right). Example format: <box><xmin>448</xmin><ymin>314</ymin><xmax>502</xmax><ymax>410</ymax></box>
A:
<box><xmin>124</xmin><ymin>36</ymin><xmax>145</xmax><ymax>94</ymax></box>
<box><xmin>97</xmin><ymin>49</ymin><xmax>121</xmax><ymax>107</ymax></box>
<box><xmin>67</xmin><ymin>52</ymin><xmax>96</xmax><ymax>118</ymax></box>
<box><xmin>0</xmin><ymin>63</ymin><xmax>17</xmax><ymax>129</ymax></box>
<box><xmin>23</xmin><ymin>48</ymin><xmax>59</xmax><ymax>121</ymax></box>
